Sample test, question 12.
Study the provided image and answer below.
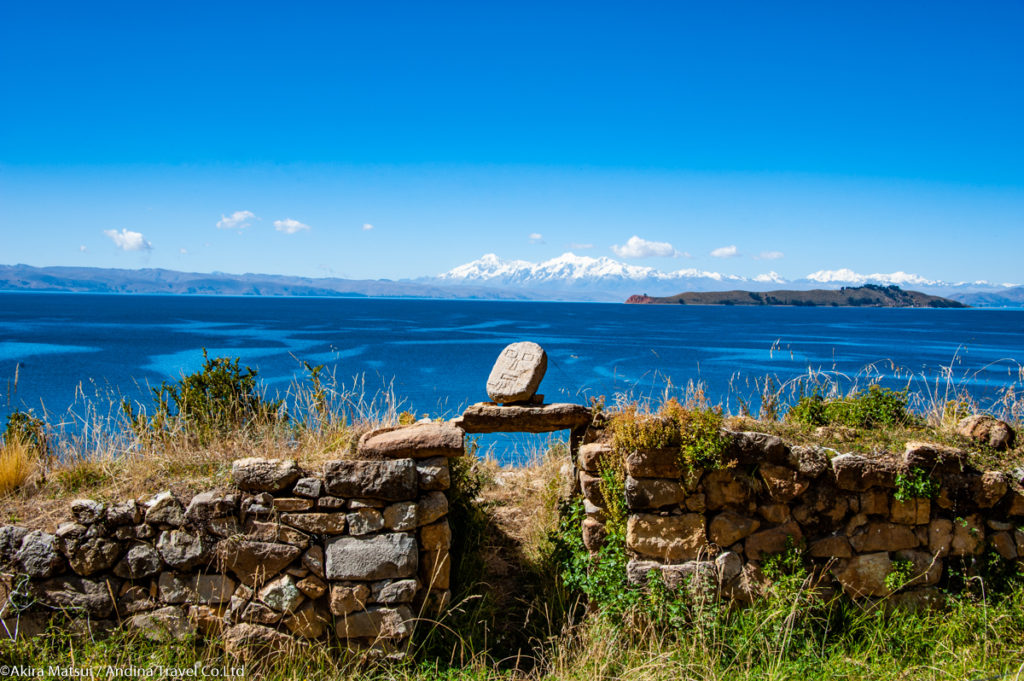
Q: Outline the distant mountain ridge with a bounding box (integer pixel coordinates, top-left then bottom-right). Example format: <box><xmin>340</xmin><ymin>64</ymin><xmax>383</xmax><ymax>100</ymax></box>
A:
<box><xmin>625</xmin><ymin>284</ymin><xmax>966</xmax><ymax>308</ymax></box>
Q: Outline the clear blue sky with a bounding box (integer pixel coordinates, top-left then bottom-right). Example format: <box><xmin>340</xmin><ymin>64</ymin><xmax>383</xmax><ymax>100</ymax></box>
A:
<box><xmin>2</xmin><ymin>1</ymin><xmax>1022</xmax><ymax>282</ymax></box>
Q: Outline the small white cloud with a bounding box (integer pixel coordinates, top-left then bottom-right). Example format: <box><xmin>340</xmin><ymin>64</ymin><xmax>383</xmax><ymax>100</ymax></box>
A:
<box><xmin>611</xmin><ymin>235</ymin><xmax>682</xmax><ymax>258</ymax></box>
<box><xmin>710</xmin><ymin>244</ymin><xmax>739</xmax><ymax>258</ymax></box>
<box><xmin>529</xmin><ymin>232</ymin><xmax>545</xmax><ymax>244</ymax></box>
<box><xmin>756</xmin><ymin>250</ymin><xmax>784</xmax><ymax>260</ymax></box>
<box><xmin>362</xmin><ymin>223</ymin><xmax>374</xmax><ymax>231</ymax></box>
<box><xmin>567</xmin><ymin>242</ymin><xmax>594</xmax><ymax>250</ymax></box>
<box><xmin>79</xmin><ymin>245</ymin><xmax>87</xmax><ymax>253</ymax></box>
<box><xmin>216</xmin><ymin>210</ymin><xmax>256</xmax><ymax>230</ymax></box>
<box><xmin>179</xmin><ymin>248</ymin><xmax>188</xmax><ymax>255</ymax></box>
<box><xmin>103</xmin><ymin>228</ymin><xmax>152</xmax><ymax>252</ymax></box>
<box><xmin>274</xmin><ymin>218</ymin><xmax>311</xmax><ymax>234</ymax></box>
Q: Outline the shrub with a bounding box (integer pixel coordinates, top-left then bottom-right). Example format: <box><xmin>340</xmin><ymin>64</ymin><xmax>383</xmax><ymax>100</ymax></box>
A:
<box><xmin>611</xmin><ymin>399</ymin><xmax>728</xmax><ymax>471</ymax></box>
<box><xmin>885</xmin><ymin>559</ymin><xmax>915</xmax><ymax>593</ymax></box>
<box><xmin>3</xmin><ymin>410</ymin><xmax>48</xmax><ymax>457</ymax></box>
<box><xmin>894</xmin><ymin>468</ymin><xmax>940</xmax><ymax>502</ymax></box>
<box><xmin>788</xmin><ymin>384</ymin><xmax>910</xmax><ymax>429</ymax></box>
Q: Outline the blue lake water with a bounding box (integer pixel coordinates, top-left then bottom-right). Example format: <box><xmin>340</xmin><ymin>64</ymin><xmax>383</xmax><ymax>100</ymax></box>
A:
<box><xmin>2</xmin><ymin>292</ymin><xmax>1023</xmax><ymax>461</ymax></box>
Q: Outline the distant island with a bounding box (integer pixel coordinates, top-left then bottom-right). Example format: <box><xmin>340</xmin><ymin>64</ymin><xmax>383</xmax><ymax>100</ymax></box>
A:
<box><xmin>625</xmin><ymin>284</ymin><xmax>967</xmax><ymax>308</ymax></box>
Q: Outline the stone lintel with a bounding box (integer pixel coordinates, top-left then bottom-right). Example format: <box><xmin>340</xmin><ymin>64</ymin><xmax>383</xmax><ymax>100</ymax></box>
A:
<box><xmin>452</xmin><ymin>402</ymin><xmax>592</xmax><ymax>434</ymax></box>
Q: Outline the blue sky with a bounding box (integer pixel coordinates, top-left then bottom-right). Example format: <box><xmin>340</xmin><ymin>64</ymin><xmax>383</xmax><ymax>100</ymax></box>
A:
<box><xmin>2</xmin><ymin>1</ymin><xmax>1022</xmax><ymax>283</ymax></box>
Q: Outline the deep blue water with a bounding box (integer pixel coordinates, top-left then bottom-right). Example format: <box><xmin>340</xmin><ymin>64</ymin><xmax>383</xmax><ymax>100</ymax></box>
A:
<box><xmin>2</xmin><ymin>292</ymin><xmax>1023</xmax><ymax>458</ymax></box>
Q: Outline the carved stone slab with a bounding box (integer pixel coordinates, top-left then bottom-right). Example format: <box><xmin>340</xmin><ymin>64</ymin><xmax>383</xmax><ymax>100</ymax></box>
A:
<box><xmin>452</xmin><ymin>402</ymin><xmax>592</xmax><ymax>433</ymax></box>
<box><xmin>485</xmin><ymin>341</ymin><xmax>547</xmax><ymax>404</ymax></box>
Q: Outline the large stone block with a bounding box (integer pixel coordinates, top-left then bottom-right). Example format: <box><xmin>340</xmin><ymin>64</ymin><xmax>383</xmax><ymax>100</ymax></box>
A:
<box><xmin>31</xmin><ymin>575</ymin><xmax>118</xmax><ymax>618</ymax></box>
<box><xmin>144</xmin><ymin>491</ymin><xmax>186</xmax><ymax>526</ymax></box>
<box><xmin>323</xmin><ymin>459</ymin><xmax>418</xmax><ymax>500</ymax></box>
<box><xmin>831</xmin><ymin>454</ymin><xmax>897</xmax><ymax>491</ymax></box>
<box><xmin>626</xmin><ymin>513</ymin><xmax>706</xmax><ymax>561</ymax></box>
<box><xmin>486</xmin><ymin>341</ymin><xmax>547</xmax><ymax>404</ymax></box>
<box><xmin>113</xmin><ymin>542</ymin><xmax>162</xmax><ymax>579</ymax></box>
<box><xmin>758</xmin><ymin>464</ymin><xmax>809</xmax><ymax>502</ymax></box>
<box><xmin>129</xmin><ymin>605</ymin><xmax>196</xmax><ymax>642</ymax></box>
<box><xmin>157</xmin><ymin>530</ymin><xmax>212</xmax><ymax>570</ymax></box>
<box><xmin>956</xmin><ymin>415</ymin><xmax>1015</xmax><ymax>451</ymax></box>
<box><xmin>951</xmin><ymin>514</ymin><xmax>985</xmax><ymax>556</ymax></box>
<box><xmin>849</xmin><ymin>522</ymin><xmax>918</xmax><ymax>553</ymax></box>
<box><xmin>216</xmin><ymin>539</ymin><xmax>303</xmax><ymax>587</ymax></box>
<box><xmin>903</xmin><ymin>442</ymin><xmax>968</xmax><ymax>472</ymax></box>
<box><xmin>359</xmin><ymin>423</ymin><xmax>464</xmax><ymax>459</ymax></box>
<box><xmin>281</xmin><ymin>513</ymin><xmax>347</xmax><ymax>535</ymax></box>
<box><xmin>336</xmin><ymin>605</ymin><xmax>413</xmax><ymax>639</ymax></box>
<box><xmin>416</xmin><ymin>457</ymin><xmax>451</xmax><ymax>491</ymax></box>
<box><xmin>231</xmin><ymin>458</ymin><xmax>302</xmax><ymax>493</ymax></box>
<box><xmin>624</xmin><ymin>448</ymin><xmax>683</xmax><ymax>479</ymax></box>
<box><xmin>708</xmin><ymin>511</ymin><xmax>760</xmax><ymax>547</ymax></box>
<box><xmin>325</xmin><ymin>533</ymin><xmax>418</xmax><ymax>580</ymax></box>
<box><xmin>15</xmin><ymin>530</ymin><xmax>65</xmax><ymax>578</ymax></box>
<box><xmin>158</xmin><ymin>571</ymin><xmax>236</xmax><ymax>605</ymax></box>
<box><xmin>625</xmin><ymin>476</ymin><xmax>686</xmax><ymax>510</ymax></box>
<box><xmin>832</xmin><ymin>552</ymin><xmax>892</xmax><ymax>598</ymax></box>
<box><xmin>703</xmin><ymin>469</ymin><xmax>752</xmax><ymax>510</ymax></box>
<box><xmin>744</xmin><ymin>522</ymin><xmax>803</xmax><ymax>560</ymax></box>
<box><xmin>578</xmin><ymin>443</ymin><xmax>613</xmax><ymax>474</ymax></box>
<box><xmin>726</xmin><ymin>431</ymin><xmax>789</xmax><ymax>465</ymax></box>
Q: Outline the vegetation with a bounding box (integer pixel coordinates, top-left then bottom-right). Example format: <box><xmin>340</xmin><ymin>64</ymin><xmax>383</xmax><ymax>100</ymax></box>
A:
<box><xmin>893</xmin><ymin>468</ymin><xmax>941</xmax><ymax>502</ymax></box>
<box><xmin>610</xmin><ymin>397</ymin><xmax>729</xmax><ymax>472</ymax></box>
<box><xmin>786</xmin><ymin>384</ymin><xmax>911</xmax><ymax>429</ymax></box>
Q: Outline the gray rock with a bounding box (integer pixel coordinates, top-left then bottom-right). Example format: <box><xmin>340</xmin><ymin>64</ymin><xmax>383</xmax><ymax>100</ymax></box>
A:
<box><xmin>67</xmin><ymin>537</ymin><xmax>121</xmax><ymax>576</ymax></box>
<box><xmin>222</xmin><ymin>623</ymin><xmax>297</xmax><ymax>658</ymax></box>
<box><xmin>336</xmin><ymin>605</ymin><xmax>413</xmax><ymax>639</ymax></box>
<box><xmin>258</xmin><ymin>574</ymin><xmax>303</xmax><ymax>613</ymax></box>
<box><xmin>302</xmin><ymin>546</ymin><xmax>325</xmax><ymax>579</ymax></box>
<box><xmin>485</xmin><ymin>341</ymin><xmax>547</xmax><ymax>404</ymax></box>
<box><xmin>787</xmin><ymin>446</ymin><xmax>830</xmax><ymax>478</ymax></box>
<box><xmin>156</xmin><ymin>530</ymin><xmax>211</xmax><ymax>570</ymax></box>
<box><xmin>31</xmin><ymin>575</ymin><xmax>117</xmax><ymax>617</ymax></box>
<box><xmin>417</xmin><ymin>492</ymin><xmax>448</xmax><ymax>526</ymax></box>
<box><xmin>358</xmin><ymin>423</ymin><xmax>464</xmax><ymax>459</ymax></box>
<box><xmin>415</xmin><ymin>458</ymin><xmax>451</xmax><ymax>491</ymax></box>
<box><xmin>371</xmin><ymin>579</ymin><xmax>418</xmax><ymax>604</ymax></box>
<box><xmin>144</xmin><ymin>492</ymin><xmax>185</xmax><ymax>526</ymax></box>
<box><xmin>158</xmin><ymin>571</ymin><xmax>236</xmax><ymax>604</ymax></box>
<box><xmin>231</xmin><ymin>458</ymin><xmax>302</xmax><ymax>493</ymax></box>
<box><xmin>129</xmin><ymin>605</ymin><xmax>196</xmax><ymax>642</ymax></box>
<box><xmin>292</xmin><ymin>477</ymin><xmax>323</xmax><ymax>499</ymax></box>
<box><xmin>0</xmin><ymin>526</ymin><xmax>29</xmax><ymax>565</ymax></box>
<box><xmin>715</xmin><ymin>551</ymin><xmax>744</xmax><ymax>583</ymax></box>
<box><xmin>957</xmin><ymin>415</ymin><xmax>1016</xmax><ymax>451</ymax></box>
<box><xmin>237</xmin><ymin>601</ymin><xmax>282</xmax><ymax>625</ymax></box>
<box><xmin>325</xmin><ymin>533</ymin><xmax>418</xmax><ymax>580</ymax></box>
<box><xmin>831</xmin><ymin>454</ymin><xmax>897</xmax><ymax>491</ymax></box>
<box><xmin>346</xmin><ymin>509</ymin><xmax>384</xmax><ymax>536</ymax></box>
<box><xmin>383</xmin><ymin>502</ymin><xmax>418</xmax><ymax>531</ymax></box>
<box><xmin>323</xmin><ymin>459</ymin><xmax>418</xmax><ymax>501</ymax></box>
<box><xmin>71</xmin><ymin>499</ymin><xmax>106</xmax><ymax>525</ymax></box>
<box><xmin>15</xmin><ymin>530</ymin><xmax>65</xmax><ymax>577</ymax></box>
<box><xmin>241</xmin><ymin>493</ymin><xmax>275</xmax><ymax>516</ymax></box>
<box><xmin>107</xmin><ymin>500</ymin><xmax>142</xmax><ymax>526</ymax></box>
<box><xmin>185</xmin><ymin>492</ymin><xmax>238</xmax><ymax>522</ymax></box>
<box><xmin>215</xmin><ymin>539</ymin><xmax>302</xmax><ymax>587</ymax></box>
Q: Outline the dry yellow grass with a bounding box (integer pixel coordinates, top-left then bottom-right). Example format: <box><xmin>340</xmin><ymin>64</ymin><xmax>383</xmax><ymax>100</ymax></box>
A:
<box><xmin>0</xmin><ymin>437</ymin><xmax>34</xmax><ymax>497</ymax></box>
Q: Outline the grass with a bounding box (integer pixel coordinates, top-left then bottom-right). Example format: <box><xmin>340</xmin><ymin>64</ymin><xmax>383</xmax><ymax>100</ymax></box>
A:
<box><xmin>0</xmin><ymin>437</ymin><xmax>33</xmax><ymax>497</ymax></box>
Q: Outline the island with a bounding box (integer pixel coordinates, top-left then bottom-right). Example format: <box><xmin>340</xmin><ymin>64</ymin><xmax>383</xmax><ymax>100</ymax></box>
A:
<box><xmin>625</xmin><ymin>284</ymin><xmax>967</xmax><ymax>308</ymax></box>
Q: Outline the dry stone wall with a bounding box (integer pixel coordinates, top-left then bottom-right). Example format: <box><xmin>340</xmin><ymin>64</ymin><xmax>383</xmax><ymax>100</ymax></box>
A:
<box><xmin>0</xmin><ymin>422</ymin><xmax>462</xmax><ymax>654</ymax></box>
<box><xmin>578</xmin><ymin>429</ymin><xmax>1024</xmax><ymax>606</ymax></box>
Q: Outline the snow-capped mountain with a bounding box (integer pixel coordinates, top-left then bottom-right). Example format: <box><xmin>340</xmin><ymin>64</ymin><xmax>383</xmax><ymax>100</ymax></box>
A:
<box><xmin>425</xmin><ymin>253</ymin><xmax>1019</xmax><ymax>304</ymax></box>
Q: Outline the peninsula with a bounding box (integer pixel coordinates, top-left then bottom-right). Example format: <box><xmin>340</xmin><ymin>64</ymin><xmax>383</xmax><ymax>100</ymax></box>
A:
<box><xmin>625</xmin><ymin>284</ymin><xmax>967</xmax><ymax>308</ymax></box>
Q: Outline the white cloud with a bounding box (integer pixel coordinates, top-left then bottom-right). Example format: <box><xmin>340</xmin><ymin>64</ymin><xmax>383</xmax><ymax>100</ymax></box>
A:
<box><xmin>710</xmin><ymin>244</ymin><xmax>739</xmax><ymax>258</ymax></box>
<box><xmin>103</xmin><ymin>228</ymin><xmax>152</xmax><ymax>252</ymax></box>
<box><xmin>756</xmin><ymin>250</ymin><xmax>784</xmax><ymax>260</ymax></box>
<box><xmin>274</xmin><ymin>218</ymin><xmax>311</xmax><ymax>234</ymax></box>
<box><xmin>567</xmin><ymin>242</ymin><xmax>594</xmax><ymax>250</ymax></box>
<box><xmin>611</xmin><ymin>235</ymin><xmax>682</xmax><ymax>258</ymax></box>
<box><xmin>216</xmin><ymin>210</ymin><xmax>256</xmax><ymax>230</ymax></box>
<box><xmin>362</xmin><ymin>223</ymin><xmax>374</xmax><ymax>231</ymax></box>
<box><xmin>179</xmin><ymin>248</ymin><xmax>188</xmax><ymax>254</ymax></box>
<box><xmin>529</xmin><ymin>232</ymin><xmax>545</xmax><ymax>244</ymax></box>
<box><xmin>79</xmin><ymin>245</ymin><xmax>87</xmax><ymax>253</ymax></box>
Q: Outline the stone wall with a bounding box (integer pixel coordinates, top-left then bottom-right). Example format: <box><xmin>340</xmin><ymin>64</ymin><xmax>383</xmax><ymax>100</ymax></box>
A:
<box><xmin>578</xmin><ymin>430</ymin><xmax>1024</xmax><ymax>605</ymax></box>
<box><xmin>0</xmin><ymin>422</ymin><xmax>463</xmax><ymax>655</ymax></box>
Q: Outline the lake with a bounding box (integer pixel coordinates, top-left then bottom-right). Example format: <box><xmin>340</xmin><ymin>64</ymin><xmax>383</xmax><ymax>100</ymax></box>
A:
<box><xmin>2</xmin><ymin>292</ymin><xmax>1022</xmax><ymax>461</ymax></box>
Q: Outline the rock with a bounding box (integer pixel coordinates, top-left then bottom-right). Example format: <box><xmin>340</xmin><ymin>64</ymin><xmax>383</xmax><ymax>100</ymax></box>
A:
<box><xmin>886</xmin><ymin>588</ymin><xmax>947</xmax><ymax>613</ymax></box>
<box><xmin>418</xmin><ymin>491</ymin><xmax>449</xmax><ymax>527</ymax></box>
<box><xmin>624</xmin><ymin>448</ymin><xmax>683</xmax><ymax>478</ymax></box>
<box><xmin>293</xmin><ymin>477</ymin><xmax>323</xmax><ymax>498</ymax></box>
<box><xmin>758</xmin><ymin>464</ymin><xmax>809</xmax><ymax>502</ymax></box>
<box><xmin>786</xmin><ymin>446</ymin><xmax>830</xmax><ymax>478</ymax></box>
<box><xmin>237</xmin><ymin>601</ymin><xmax>282</xmax><ymax>625</ymax></box>
<box><xmin>581</xmin><ymin>516</ymin><xmax>606</xmax><ymax>551</ymax></box>
<box><xmin>67</xmin><ymin>537</ymin><xmax>121</xmax><ymax>576</ymax></box>
<box><xmin>241</xmin><ymin>493</ymin><xmax>275</xmax><ymax>516</ymax></box>
<box><xmin>284</xmin><ymin>601</ymin><xmax>327</xmax><ymax>638</ymax></box>
<box><xmin>15</xmin><ymin>530</ymin><xmax>65</xmax><ymax>577</ymax></box>
<box><xmin>625</xmin><ymin>476</ymin><xmax>686</xmax><ymax>509</ymax></box>
<box><xmin>625</xmin><ymin>559</ymin><xmax>715</xmax><ymax>592</ymax></box>
<box><xmin>273</xmin><ymin>498</ymin><xmax>315</xmax><ymax>512</ymax></box>
<box><xmin>318</xmin><ymin>496</ymin><xmax>347</xmax><ymax>510</ymax></box>
<box><xmin>716</xmin><ymin>551</ymin><xmax>744</xmax><ymax>583</ymax></box>
<box><xmin>974</xmin><ymin>471</ymin><xmax>1008</xmax><ymax>508</ymax></box>
<box><xmin>118</xmin><ymin>584</ymin><xmax>157</xmax><ymax>614</ymax></box>
<box><xmin>282</xmin><ymin>512</ymin><xmax>347</xmax><ymax>535</ymax></box>
<box><xmin>336</xmin><ymin>605</ymin><xmax>413</xmax><ymax>639</ymax></box>
<box><xmin>957</xmin><ymin>415</ymin><xmax>1016</xmax><ymax>451</ymax></box>
<box><xmin>359</xmin><ymin>423</ymin><xmax>464</xmax><ymax>459</ymax></box>
<box><xmin>903</xmin><ymin>442</ymin><xmax>968</xmax><ymax>472</ymax></box>
<box><xmin>302</xmin><ymin>546</ymin><xmax>325</xmax><ymax>579</ymax></box>
<box><xmin>485</xmin><ymin>341</ymin><xmax>547</xmax><ymax>404</ymax></box>
<box><xmin>455</xmin><ymin>401</ymin><xmax>592</xmax><ymax>434</ymax></box>
<box><xmin>579</xmin><ymin>471</ymin><xmax>605</xmax><ymax>507</ymax></box>
<box><xmin>346</xmin><ymin>509</ymin><xmax>384</xmax><ymax>536</ymax></box>
<box><xmin>144</xmin><ymin>492</ymin><xmax>186</xmax><ymax>527</ymax></box>
<box><xmin>832</xmin><ymin>552</ymin><xmax>892</xmax><ymax>598</ymax></box>
<box><xmin>323</xmin><ymin>459</ymin><xmax>418</xmax><ymax>501</ymax></box>
<box><xmin>258</xmin><ymin>574</ymin><xmax>303</xmax><ymax>613</ymax></box>
<box><xmin>859</xmin><ymin>489</ymin><xmax>889</xmax><ymax>516</ymax></box>
<box><xmin>808</xmin><ymin>535</ymin><xmax>853</xmax><ymax>558</ymax></box>
<box><xmin>951</xmin><ymin>514</ymin><xmax>985</xmax><ymax>556</ymax></box>
<box><xmin>130</xmin><ymin>605</ymin><xmax>195</xmax><ymax>642</ymax></box>
<box><xmin>325</xmin><ymin>533</ymin><xmax>418</xmax><ymax>580</ymax></box>
<box><xmin>383</xmin><ymin>502</ymin><xmax>418</xmax><ymax>531</ymax></box>
<box><xmin>0</xmin><ymin>526</ymin><xmax>29</xmax><ymax>565</ymax></box>
<box><xmin>420</xmin><ymin>520</ymin><xmax>452</xmax><ymax>551</ymax></box>
<box><xmin>185</xmin><ymin>492</ymin><xmax>238</xmax><ymax>522</ymax></box>
<box><xmin>889</xmin><ymin>498</ymin><xmax>930</xmax><ymax>525</ymax></box>
<box><xmin>107</xmin><ymin>500</ymin><xmax>142</xmax><ymax>526</ymax></box>
<box><xmin>216</xmin><ymin>540</ymin><xmax>303</xmax><ymax>587</ymax></box>
<box><xmin>928</xmin><ymin>519</ymin><xmax>953</xmax><ymax>557</ymax></box>
<box><xmin>758</xmin><ymin>504</ymin><xmax>791</xmax><ymax>524</ymax></box>
<box><xmin>744</xmin><ymin>522</ymin><xmax>803</xmax><ymax>560</ymax></box>
<box><xmin>849</xmin><ymin>522</ymin><xmax>918</xmax><ymax>552</ymax></box>
<box><xmin>831</xmin><ymin>454</ymin><xmax>897</xmax><ymax>491</ymax></box>
<box><xmin>626</xmin><ymin>513</ymin><xmax>706</xmax><ymax>561</ymax></box>
<box><xmin>296</xmin><ymin>575</ymin><xmax>328</xmax><ymax>599</ymax></box>
<box><xmin>31</xmin><ymin>576</ymin><xmax>117</xmax><ymax>617</ymax></box>
<box><xmin>189</xmin><ymin>604</ymin><xmax>226</xmax><ymax>636</ymax></box>
<box><xmin>372</xmin><ymin>579</ymin><xmax>418</xmax><ymax>604</ymax></box>
<box><xmin>415</xmin><ymin>458</ymin><xmax>451</xmax><ymax>491</ymax></box>
<box><xmin>703</xmin><ymin>469</ymin><xmax>752</xmax><ymax>510</ymax></box>
<box><xmin>71</xmin><ymin>499</ymin><xmax>106</xmax><ymax>525</ymax></box>
<box><xmin>709</xmin><ymin>511</ymin><xmax>760</xmax><ymax>547</ymax></box>
<box><xmin>244</xmin><ymin>520</ymin><xmax>310</xmax><ymax>547</ymax></box>
<box><xmin>231</xmin><ymin>458</ymin><xmax>302</xmax><ymax>493</ymax></box>
<box><xmin>158</xmin><ymin>572</ymin><xmax>236</xmax><ymax>604</ymax></box>
<box><xmin>113</xmin><ymin>542</ymin><xmax>162</xmax><ymax>579</ymax></box>
<box><xmin>991</xmin><ymin>532</ymin><xmax>1017</xmax><ymax>560</ymax></box>
<box><xmin>893</xmin><ymin>550</ymin><xmax>943</xmax><ymax>587</ymax></box>
<box><xmin>578</xmin><ymin>443</ymin><xmax>613</xmax><ymax>473</ymax></box>
<box><xmin>329</xmin><ymin>583</ymin><xmax>371</xmax><ymax>616</ymax></box>
<box><xmin>157</xmin><ymin>530</ymin><xmax>211</xmax><ymax>570</ymax></box>
<box><xmin>223</xmin><ymin>623</ymin><xmax>298</xmax><ymax>659</ymax></box>
<box><xmin>726</xmin><ymin>431</ymin><xmax>789</xmax><ymax>464</ymax></box>
<box><xmin>420</xmin><ymin>550</ymin><xmax>451</xmax><ymax>590</ymax></box>
<box><xmin>206</xmin><ymin>517</ymin><xmax>242</xmax><ymax>538</ymax></box>
<box><xmin>115</xmin><ymin>524</ymin><xmax>156</xmax><ymax>541</ymax></box>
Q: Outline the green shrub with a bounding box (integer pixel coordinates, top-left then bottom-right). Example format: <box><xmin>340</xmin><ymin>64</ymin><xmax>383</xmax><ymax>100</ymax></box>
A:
<box><xmin>3</xmin><ymin>410</ymin><xmax>48</xmax><ymax>457</ymax></box>
<box><xmin>611</xmin><ymin>399</ymin><xmax>728</xmax><ymax>471</ymax></box>
<box><xmin>894</xmin><ymin>468</ymin><xmax>940</xmax><ymax>502</ymax></box>
<box><xmin>787</xmin><ymin>384</ymin><xmax>910</xmax><ymax>429</ymax></box>
<box><xmin>885</xmin><ymin>559</ymin><xmax>915</xmax><ymax>592</ymax></box>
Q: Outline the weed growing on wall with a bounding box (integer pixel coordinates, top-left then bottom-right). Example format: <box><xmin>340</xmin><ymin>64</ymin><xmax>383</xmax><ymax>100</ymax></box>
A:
<box><xmin>610</xmin><ymin>398</ymin><xmax>728</xmax><ymax>471</ymax></box>
<box><xmin>885</xmin><ymin>559</ymin><xmax>916</xmax><ymax>593</ymax></box>
<box><xmin>894</xmin><ymin>468</ymin><xmax>941</xmax><ymax>502</ymax></box>
<box><xmin>787</xmin><ymin>384</ymin><xmax>911</xmax><ymax>429</ymax></box>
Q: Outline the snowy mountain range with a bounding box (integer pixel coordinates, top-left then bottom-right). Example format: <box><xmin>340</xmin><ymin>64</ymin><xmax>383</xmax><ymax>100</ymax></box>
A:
<box><xmin>425</xmin><ymin>252</ymin><xmax>1020</xmax><ymax>303</ymax></box>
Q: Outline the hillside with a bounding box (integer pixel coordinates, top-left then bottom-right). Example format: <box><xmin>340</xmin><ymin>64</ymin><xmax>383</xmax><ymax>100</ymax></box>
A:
<box><xmin>625</xmin><ymin>284</ymin><xmax>967</xmax><ymax>308</ymax></box>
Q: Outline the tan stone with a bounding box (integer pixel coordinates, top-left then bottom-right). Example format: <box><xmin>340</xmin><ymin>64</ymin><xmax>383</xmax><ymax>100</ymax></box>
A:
<box><xmin>903</xmin><ymin>441</ymin><xmax>968</xmax><ymax>471</ymax></box>
<box><xmin>831</xmin><ymin>454</ymin><xmax>896</xmax><ymax>491</ymax></box>
<box><xmin>951</xmin><ymin>514</ymin><xmax>985</xmax><ymax>556</ymax></box>
<box><xmin>974</xmin><ymin>471</ymin><xmax>1008</xmax><ymax>508</ymax></box>
<box><xmin>859</xmin><ymin>489</ymin><xmax>889</xmax><ymax>516</ymax></box>
<box><xmin>358</xmin><ymin>423</ymin><xmax>464</xmax><ymax>458</ymax></box>
<box><xmin>188</xmin><ymin>605</ymin><xmax>225</xmax><ymax>636</ymax></box>
<box><xmin>579</xmin><ymin>471</ymin><xmax>605</xmax><ymax>507</ymax></box>
<box><xmin>759</xmin><ymin>463</ymin><xmax>809</xmax><ymax>502</ymax></box>
<box><xmin>889</xmin><ymin>498</ymin><xmax>930</xmax><ymax>525</ymax></box>
<box><xmin>1006</xmin><ymin>492</ymin><xmax>1024</xmax><ymax>516</ymax></box>
<box><xmin>329</xmin><ymin>583</ymin><xmax>370</xmax><ymax>616</ymax></box>
<box><xmin>894</xmin><ymin>549</ymin><xmax>943</xmax><ymax>587</ymax></box>
<box><xmin>231</xmin><ymin>458</ymin><xmax>302</xmax><ymax>493</ymax></box>
<box><xmin>336</xmin><ymin>605</ymin><xmax>413</xmax><ymax>640</ymax></box>
<box><xmin>625</xmin><ymin>476</ymin><xmax>686</xmax><ymax>509</ymax></box>
<box><xmin>215</xmin><ymin>540</ymin><xmax>303</xmax><ymax>587</ymax></box>
<box><xmin>624</xmin><ymin>448</ymin><xmax>683</xmax><ymax>479</ymax></box>
<box><xmin>956</xmin><ymin>415</ymin><xmax>1015</xmax><ymax>451</ymax></box>
<box><xmin>485</xmin><ymin>341</ymin><xmax>547</xmax><ymax>404</ymax></box>
<box><xmin>578</xmin><ymin>443</ymin><xmax>613</xmax><ymax>473</ymax></box>
<box><xmin>685</xmin><ymin>493</ymin><xmax>706</xmax><ymax>512</ymax></box>
<box><xmin>282</xmin><ymin>512</ymin><xmax>347</xmax><ymax>535</ymax></box>
<box><xmin>832</xmin><ymin>552</ymin><xmax>892</xmax><ymax>598</ymax></box>
<box><xmin>808</xmin><ymin>535</ymin><xmax>853</xmax><ymax>558</ymax></box>
<box><xmin>284</xmin><ymin>601</ymin><xmax>328</xmax><ymax>639</ymax></box>
<box><xmin>296</xmin><ymin>575</ymin><xmax>328</xmax><ymax>600</ymax></box>
<box><xmin>244</xmin><ymin>520</ymin><xmax>309</xmax><ymax>547</ymax></box>
<box><xmin>420</xmin><ymin>520</ymin><xmax>452</xmax><ymax>551</ymax></box>
<box><xmin>759</xmin><ymin>504</ymin><xmax>791</xmax><ymax>524</ymax></box>
<box><xmin>223</xmin><ymin>623</ymin><xmax>298</xmax><ymax>659</ymax></box>
<box><xmin>708</xmin><ymin>512</ymin><xmax>760</xmax><ymax>547</ymax></box>
<box><xmin>302</xmin><ymin>546</ymin><xmax>325</xmax><ymax>579</ymax></box>
<box><xmin>849</xmin><ymin>522</ymin><xmax>918</xmax><ymax>552</ymax></box>
<box><xmin>990</xmin><ymin>532</ymin><xmax>1017</xmax><ymax>560</ymax></box>
<box><xmin>703</xmin><ymin>469</ymin><xmax>752</xmax><ymax>510</ymax></box>
<box><xmin>928</xmin><ymin>519</ymin><xmax>953</xmax><ymax>557</ymax></box>
<box><xmin>582</xmin><ymin>517</ymin><xmax>607</xmax><ymax>552</ymax></box>
<box><xmin>744</xmin><ymin>522</ymin><xmax>803</xmax><ymax>560</ymax></box>
<box><xmin>454</xmin><ymin>402</ymin><xmax>591</xmax><ymax>434</ymax></box>
<box><xmin>272</xmin><ymin>498</ymin><xmax>315</xmax><ymax>512</ymax></box>
<box><xmin>626</xmin><ymin>513</ymin><xmax>706</xmax><ymax>561</ymax></box>
<box><xmin>420</xmin><ymin>550</ymin><xmax>451</xmax><ymax>590</ymax></box>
